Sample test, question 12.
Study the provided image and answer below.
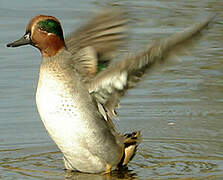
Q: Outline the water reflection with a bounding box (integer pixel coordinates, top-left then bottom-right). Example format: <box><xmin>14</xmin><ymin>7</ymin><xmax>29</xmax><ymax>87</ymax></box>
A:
<box><xmin>65</xmin><ymin>169</ymin><xmax>137</xmax><ymax>180</ymax></box>
<box><xmin>1</xmin><ymin>141</ymin><xmax>223</xmax><ymax>179</ymax></box>
<box><xmin>0</xmin><ymin>147</ymin><xmax>137</xmax><ymax>179</ymax></box>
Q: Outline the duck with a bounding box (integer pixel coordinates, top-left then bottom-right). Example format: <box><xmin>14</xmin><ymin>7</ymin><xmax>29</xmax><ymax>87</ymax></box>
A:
<box><xmin>6</xmin><ymin>10</ymin><xmax>214</xmax><ymax>173</ymax></box>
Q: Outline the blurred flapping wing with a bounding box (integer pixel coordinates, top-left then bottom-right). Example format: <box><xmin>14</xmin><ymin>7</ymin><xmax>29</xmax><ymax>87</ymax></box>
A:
<box><xmin>87</xmin><ymin>15</ymin><xmax>215</xmax><ymax>119</ymax></box>
<box><xmin>65</xmin><ymin>9</ymin><xmax>128</xmax><ymax>79</ymax></box>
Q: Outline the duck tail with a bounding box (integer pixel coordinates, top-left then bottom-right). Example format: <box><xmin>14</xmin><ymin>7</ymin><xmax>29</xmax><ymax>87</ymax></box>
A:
<box><xmin>118</xmin><ymin>131</ymin><xmax>142</xmax><ymax>168</ymax></box>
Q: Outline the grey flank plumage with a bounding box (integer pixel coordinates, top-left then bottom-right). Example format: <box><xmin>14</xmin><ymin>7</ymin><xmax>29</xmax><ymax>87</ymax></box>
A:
<box><xmin>87</xmin><ymin>15</ymin><xmax>215</xmax><ymax>119</ymax></box>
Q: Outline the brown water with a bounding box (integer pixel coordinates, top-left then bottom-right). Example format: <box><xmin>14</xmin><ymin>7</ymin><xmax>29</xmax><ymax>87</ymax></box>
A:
<box><xmin>0</xmin><ymin>0</ymin><xmax>223</xmax><ymax>179</ymax></box>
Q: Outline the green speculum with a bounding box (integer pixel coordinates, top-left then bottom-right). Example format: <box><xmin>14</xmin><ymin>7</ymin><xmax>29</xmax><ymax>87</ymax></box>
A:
<box><xmin>97</xmin><ymin>61</ymin><xmax>109</xmax><ymax>73</ymax></box>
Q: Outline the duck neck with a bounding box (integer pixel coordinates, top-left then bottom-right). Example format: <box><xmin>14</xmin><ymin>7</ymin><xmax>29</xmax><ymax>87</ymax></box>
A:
<box><xmin>40</xmin><ymin>48</ymin><xmax>73</xmax><ymax>74</ymax></box>
<box><xmin>40</xmin><ymin>38</ymin><xmax>66</xmax><ymax>58</ymax></box>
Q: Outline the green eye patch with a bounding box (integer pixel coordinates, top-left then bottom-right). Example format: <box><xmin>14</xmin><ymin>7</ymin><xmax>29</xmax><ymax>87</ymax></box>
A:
<box><xmin>37</xmin><ymin>19</ymin><xmax>64</xmax><ymax>41</ymax></box>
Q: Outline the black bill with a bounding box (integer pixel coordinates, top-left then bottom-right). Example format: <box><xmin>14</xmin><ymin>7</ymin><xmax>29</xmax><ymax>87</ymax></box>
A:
<box><xmin>7</xmin><ymin>32</ymin><xmax>31</xmax><ymax>47</ymax></box>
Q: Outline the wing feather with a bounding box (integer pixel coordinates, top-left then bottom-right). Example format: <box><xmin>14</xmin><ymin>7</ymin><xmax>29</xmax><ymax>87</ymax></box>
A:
<box><xmin>87</xmin><ymin>15</ymin><xmax>215</xmax><ymax>119</ymax></box>
<box><xmin>65</xmin><ymin>9</ymin><xmax>128</xmax><ymax>78</ymax></box>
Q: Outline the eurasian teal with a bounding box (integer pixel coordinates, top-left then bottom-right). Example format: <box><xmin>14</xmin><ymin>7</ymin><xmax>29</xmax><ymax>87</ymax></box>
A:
<box><xmin>7</xmin><ymin>10</ymin><xmax>214</xmax><ymax>173</ymax></box>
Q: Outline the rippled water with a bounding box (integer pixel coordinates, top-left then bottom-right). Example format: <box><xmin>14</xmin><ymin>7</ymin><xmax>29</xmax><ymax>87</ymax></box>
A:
<box><xmin>0</xmin><ymin>0</ymin><xmax>223</xmax><ymax>179</ymax></box>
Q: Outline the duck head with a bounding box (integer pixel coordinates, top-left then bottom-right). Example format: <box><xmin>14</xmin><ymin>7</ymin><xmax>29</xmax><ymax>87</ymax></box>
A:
<box><xmin>7</xmin><ymin>15</ymin><xmax>66</xmax><ymax>57</ymax></box>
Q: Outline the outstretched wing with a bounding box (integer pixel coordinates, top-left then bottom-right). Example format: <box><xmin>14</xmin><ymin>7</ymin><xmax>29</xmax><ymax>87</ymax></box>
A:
<box><xmin>87</xmin><ymin>15</ymin><xmax>215</xmax><ymax>118</ymax></box>
<box><xmin>65</xmin><ymin>9</ymin><xmax>128</xmax><ymax>79</ymax></box>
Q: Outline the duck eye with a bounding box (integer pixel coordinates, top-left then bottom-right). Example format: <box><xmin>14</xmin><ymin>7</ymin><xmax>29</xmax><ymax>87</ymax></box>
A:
<box><xmin>37</xmin><ymin>19</ymin><xmax>64</xmax><ymax>41</ymax></box>
<box><xmin>39</xmin><ymin>27</ymin><xmax>45</xmax><ymax>31</ymax></box>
